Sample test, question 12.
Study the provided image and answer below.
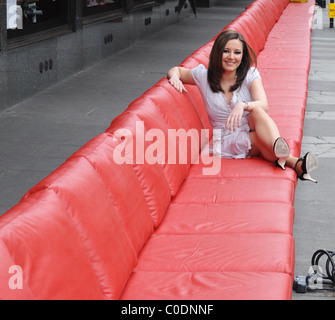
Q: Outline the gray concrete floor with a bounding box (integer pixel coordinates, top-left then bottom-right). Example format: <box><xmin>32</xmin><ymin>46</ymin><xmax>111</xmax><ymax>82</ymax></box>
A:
<box><xmin>0</xmin><ymin>0</ymin><xmax>334</xmax><ymax>299</ymax></box>
<box><xmin>292</xmin><ymin>4</ymin><xmax>335</xmax><ymax>300</ymax></box>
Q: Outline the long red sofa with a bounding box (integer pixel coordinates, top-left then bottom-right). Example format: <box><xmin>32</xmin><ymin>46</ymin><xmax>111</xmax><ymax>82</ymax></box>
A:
<box><xmin>0</xmin><ymin>0</ymin><xmax>314</xmax><ymax>300</ymax></box>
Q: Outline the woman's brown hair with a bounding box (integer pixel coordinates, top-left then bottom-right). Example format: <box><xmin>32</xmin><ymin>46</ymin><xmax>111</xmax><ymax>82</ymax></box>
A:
<box><xmin>208</xmin><ymin>30</ymin><xmax>257</xmax><ymax>93</ymax></box>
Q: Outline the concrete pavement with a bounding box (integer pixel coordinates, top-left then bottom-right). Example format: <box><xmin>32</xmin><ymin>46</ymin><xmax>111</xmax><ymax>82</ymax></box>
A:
<box><xmin>292</xmin><ymin>3</ymin><xmax>335</xmax><ymax>300</ymax></box>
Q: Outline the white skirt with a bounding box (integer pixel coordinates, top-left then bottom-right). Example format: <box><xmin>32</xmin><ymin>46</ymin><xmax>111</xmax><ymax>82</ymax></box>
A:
<box><xmin>211</xmin><ymin>127</ymin><xmax>252</xmax><ymax>159</ymax></box>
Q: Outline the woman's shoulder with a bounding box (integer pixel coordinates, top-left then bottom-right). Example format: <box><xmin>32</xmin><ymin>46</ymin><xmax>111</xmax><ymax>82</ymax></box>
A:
<box><xmin>245</xmin><ymin>67</ymin><xmax>261</xmax><ymax>86</ymax></box>
<box><xmin>248</xmin><ymin>66</ymin><xmax>261</xmax><ymax>76</ymax></box>
<box><xmin>192</xmin><ymin>63</ymin><xmax>207</xmax><ymax>73</ymax></box>
<box><xmin>191</xmin><ymin>64</ymin><xmax>208</xmax><ymax>87</ymax></box>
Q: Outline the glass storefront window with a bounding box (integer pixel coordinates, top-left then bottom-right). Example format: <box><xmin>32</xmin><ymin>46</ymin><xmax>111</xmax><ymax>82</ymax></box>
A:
<box><xmin>7</xmin><ymin>0</ymin><xmax>70</xmax><ymax>39</ymax></box>
<box><xmin>86</xmin><ymin>0</ymin><xmax>118</xmax><ymax>8</ymax></box>
<box><xmin>83</xmin><ymin>0</ymin><xmax>122</xmax><ymax>16</ymax></box>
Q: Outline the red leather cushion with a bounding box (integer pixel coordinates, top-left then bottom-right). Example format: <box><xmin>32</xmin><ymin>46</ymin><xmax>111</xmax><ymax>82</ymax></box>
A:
<box><xmin>0</xmin><ymin>240</ymin><xmax>34</xmax><ymax>300</ymax></box>
<box><xmin>265</xmin><ymin>95</ymin><xmax>307</xmax><ymax>118</ymax></box>
<box><xmin>26</xmin><ymin>156</ymin><xmax>153</xmax><ymax>255</ymax></box>
<box><xmin>180</xmin><ymin>56</ymin><xmax>203</xmax><ymax>68</ymax></box>
<box><xmin>108</xmin><ymin>100</ymin><xmax>189</xmax><ymax>196</ymax></box>
<box><xmin>188</xmin><ymin>157</ymin><xmax>297</xmax><ymax>182</ymax></box>
<box><xmin>257</xmin><ymin>0</ymin><xmax>283</xmax><ymax>22</ymax></box>
<box><xmin>244</xmin><ymin>10</ymin><xmax>270</xmax><ymax>44</ymax></box>
<box><xmin>188</xmin><ymin>48</ymin><xmax>210</xmax><ymax>66</ymax></box>
<box><xmin>72</xmin><ymin>133</ymin><xmax>171</xmax><ymax>228</ymax></box>
<box><xmin>180</xmin><ymin>42</ymin><xmax>213</xmax><ymax>69</ymax></box>
<box><xmin>265</xmin><ymin>1</ymin><xmax>314</xmax><ymax>50</ymax></box>
<box><xmin>156</xmin><ymin>79</ymin><xmax>204</xmax><ymax>134</ymax></box>
<box><xmin>271</xmin><ymin>117</ymin><xmax>305</xmax><ymax>143</ymax></box>
<box><xmin>0</xmin><ymin>190</ymin><xmax>106</xmax><ymax>300</ymax></box>
<box><xmin>155</xmin><ymin>202</ymin><xmax>294</xmax><ymax>235</ymax></box>
<box><xmin>24</xmin><ymin>157</ymin><xmax>151</xmax><ymax>299</ymax></box>
<box><xmin>281</xmin><ymin>0</ymin><xmax>314</xmax><ymax>19</ymax></box>
<box><xmin>258</xmin><ymin>51</ymin><xmax>311</xmax><ymax>69</ymax></box>
<box><xmin>124</xmin><ymin>95</ymin><xmax>195</xmax><ymax>196</ymax></box>
<box><xmin>154</xmin><ymin>80</ymin><xmax>205</xmax><ymax>158</ymax></box>
<box><xmin>275</xmin><ymin>126</ymin><xmax>303</xmax><ymax>149</ymax></box>
<box><xmin>172</xmin><ymin>177</ymin><xmax>295</xmax><ymax>205</ymax></box>
<box><xmin>245</xmin><ymin>2</ymin><xmax>275</xmax><ymax>35</ymax></box>
<box><xmin>274</xmin><ymin>0</ymin><xmax>290</xmax><ymax>12</ymax></box>
<box><xmin>261</xmin><ymin>69</ymin><xmax>309</xmax><ymax>90</ymax></box>
<box><xmin>121</xmin><ymin>271</ymin><xmax>293</xmax><ymax>300</ymax></box>
<box><xmin>132</xmin><ymin>160</ymin><xmax>171</xmax><ymax>228</ymax></box>
<box><xmin>227</xmin><ymin>13</ymin><xmax>267</xmax><ymax>55</ymax></box>
<box><xmin>134</xmin><ymin>233</ymin><xmax>295</xmax><ymax>275</ymax></box>
<box><xmin>264</xmin><ymin>37</ymin><xmax>311</xmax><ymax>52</ymax></box>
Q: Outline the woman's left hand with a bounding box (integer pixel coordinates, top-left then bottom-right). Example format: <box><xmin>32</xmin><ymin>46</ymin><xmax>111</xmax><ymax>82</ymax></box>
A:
<box><xmin>226</xmin><ymin>102</ymin><xmax>245</xmax><ymax>131</ymax></box>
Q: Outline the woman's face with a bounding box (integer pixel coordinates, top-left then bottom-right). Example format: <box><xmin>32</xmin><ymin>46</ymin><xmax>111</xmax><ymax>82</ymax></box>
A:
<box><xmin>221</xmin><ymin>39</ymin><xmax>243</xmax><ymax>73</ymax></box>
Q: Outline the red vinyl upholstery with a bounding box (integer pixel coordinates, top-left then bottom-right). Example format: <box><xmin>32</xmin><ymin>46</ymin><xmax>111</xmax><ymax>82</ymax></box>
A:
<box><xmin>0</xmin><ymin>0</ymin><xmax>315</xmax><ymax>300</ymax></box>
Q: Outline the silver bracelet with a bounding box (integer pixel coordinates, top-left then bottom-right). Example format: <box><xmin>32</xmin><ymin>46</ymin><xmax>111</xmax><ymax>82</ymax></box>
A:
<box><xmin>243</xmin><ymin>100</ymin><xmax>249</xmax><ymax>111</ymax></box>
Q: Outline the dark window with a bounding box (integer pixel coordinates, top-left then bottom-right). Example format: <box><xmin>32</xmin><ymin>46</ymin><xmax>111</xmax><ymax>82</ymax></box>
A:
<box><xmin>83</xmin><ymin>0</ymin><xmax>122</xmax><ymax>16</ymax></box>
<box><xmin>7</xmin><ymin>0</ymin><xmax>70</xmax><ymax>39</ymax></box>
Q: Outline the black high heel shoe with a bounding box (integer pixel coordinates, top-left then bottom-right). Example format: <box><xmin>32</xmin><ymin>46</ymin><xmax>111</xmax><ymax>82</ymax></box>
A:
<box><xmin>294</xmin><ymin>152</ymin><xmax>319</xmax><ymax>183</ymax></box>
<box><xmin>273</xmin><ymin>137</ymin><xmax>290</xmax><ymax>170</ymax></box>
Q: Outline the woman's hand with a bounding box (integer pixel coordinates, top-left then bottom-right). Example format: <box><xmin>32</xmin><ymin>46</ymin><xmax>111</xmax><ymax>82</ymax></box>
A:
<box><xmin>168</xmin><ymin>76</ymin><xmax>188</xmax><ymax>93</ymax></box>
<box><xmin>167</xmin><ymin>67</ymin><xmax>194</xmax><ymax>93</ymax></box>
<box><xmin>226</xmin><ymin>102</ymin><xmax>246</xmax><ymax>131</ymax></box>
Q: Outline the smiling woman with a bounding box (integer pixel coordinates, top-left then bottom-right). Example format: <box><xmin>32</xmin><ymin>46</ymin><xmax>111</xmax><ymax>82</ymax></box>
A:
<box><xmin>167</xmin><ymin>29</ymin><xmax>319</xmax><ymax>182</ymax></box>
<box><xmin>207</xmin><ymin>30</ymin><xmax>257</xmax><ymax>96</ymax></box>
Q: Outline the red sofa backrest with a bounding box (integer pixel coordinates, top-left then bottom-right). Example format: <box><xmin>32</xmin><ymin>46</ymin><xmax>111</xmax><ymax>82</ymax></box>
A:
<box><xmin>0</xmin><ymin>188</ymin><xmax>109</xmax><ymax>299</ymax></box>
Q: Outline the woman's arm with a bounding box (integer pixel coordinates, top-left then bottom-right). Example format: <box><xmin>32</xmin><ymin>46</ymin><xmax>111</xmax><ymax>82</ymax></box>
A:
<box><xmin>245</xmin><ymin>78</ymin><xmax>268</xmax><ymax>112</ymax></box>
<box><xmin>167</xmin><ymin>66</ymin><xmax>195</xmax><ymax>93</ymax></box>
<box><xmin>226</xmin><ymin>78</ymin><xmax>269</xmax><ymax>131</ymax></box>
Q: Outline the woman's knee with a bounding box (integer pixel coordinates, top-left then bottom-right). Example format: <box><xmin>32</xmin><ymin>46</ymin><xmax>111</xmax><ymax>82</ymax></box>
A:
<box><xmin>249</xmin><ymin>107</ymin><xmax>277</xmax><ymax>132</ymax></box>
<box><xmin>250</xmin><ymin>107</ymin><xmax>267</xmax><ymax>120</ymax></box>
<box><xmin>248</xmin><ymin>107</ymin><xmax>267</xmax><ymax>130</ymax></box>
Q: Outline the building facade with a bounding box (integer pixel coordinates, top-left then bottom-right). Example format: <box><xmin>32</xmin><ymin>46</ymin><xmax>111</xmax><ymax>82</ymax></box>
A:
<box><xmin>0</xmin><ymin>0</ymin><xmax>195</xmax><ymax>111</ymax></box>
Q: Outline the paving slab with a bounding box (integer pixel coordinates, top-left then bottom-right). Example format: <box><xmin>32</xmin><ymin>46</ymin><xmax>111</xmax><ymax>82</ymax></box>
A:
<box><xmin>292</xmin><ymin>4</ymin><xmax>335</xmax><ymax>300</ymax></box>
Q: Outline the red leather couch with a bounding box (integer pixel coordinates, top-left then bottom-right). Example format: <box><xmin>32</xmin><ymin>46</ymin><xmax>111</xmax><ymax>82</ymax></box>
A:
<box><xmin>0</xmin><ymin>0</ymin><xmax>314</xmax><ymax>300</ymax></box>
